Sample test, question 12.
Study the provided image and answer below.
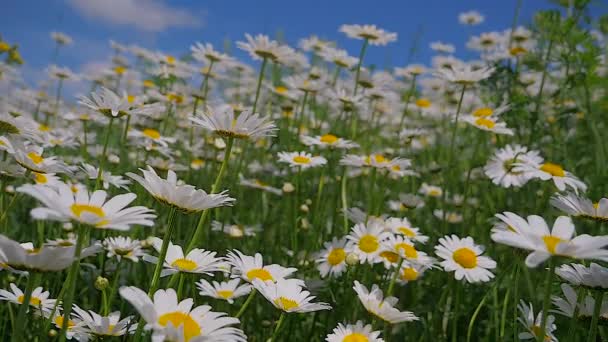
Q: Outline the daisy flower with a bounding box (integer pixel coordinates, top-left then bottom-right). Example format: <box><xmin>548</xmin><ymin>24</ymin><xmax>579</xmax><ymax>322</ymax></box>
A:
<box><xmin>146</xmin><ymin>237</ymin><xmax>227</xmax><ymax>277</ymax></box>
<box><xmin>435</xmin><ymin>64</ymin><xmax>495</xmax><ymax>85</ymax></box>
<box><xmin>191</xmin><ymin>42</ymin><xmax>233</xmax><ymax>64</ymax></box>
<box><xmin>78</xmin><ymin>87</ymin><xmax>132</xmax><ymax>118</ymax></box>
<box><xmin>211</xmin><ymin>221</ymin><xmax>262</xmax><ymax>238</ymax></box>
<box><xmin>516</xmin><ymin>161</ymin><xmax>587</xmax><ymax>193</ymax></box>
<box><xmin>387</xmin><ymin>194</ymin><xmax>425</xmax><ymax>212</ymax></box>
<box><xmin>552</xmin><ymin>283</ymin><xmax>608</xmax><ymax>320</ymax></box>
<box><xmin>326</xmin><ymin>321</ymin><xmax>384</xmax><ymax>342</ymax></box>
<box><xmin>17</xmin><ymin>182</ymin><xmax>156</xmax><ymax>230</ymax></box>
<box><xmin>433</xmin><ymin>210</ymin><xmax>463</xmax><ymax>224</ymax></box>
<box><xmin>80</xmin><ymin>163</ymin><xmax>130</xmax><ymax>190</ymax></box>
<box><xmin>119</xmin><ymin>287</ymin><xmax>246</xmax><ymax>342</ymax></box>
<box><xmin>434</xmin><ymin>235</ymin><xmax>496</xmax><ymax>283</ymax></box>
<box><xmin>277</xmin><ymin>151</ymin><xmax>327</xmax><ymax>169</ymax></box>
<box><xmin>352</xmin><ymin>281</ymin><xmax>418</xmax><ymax>324</ymax></box>
<box><xmin>384</xmin><ymin>217</ymin><xmax>429</xmax><ymax>243</ymax></box>
<box><xmin>0</xmin><ymin>283</ymin><xmax>56</xmax><ymax>313</ymax></box>
<box><xmin>0</xmin><ymin>235</ymin><xmax>99</xmax><ymax>273</ymax></box>
<box><xmin>196</xmin><ymin>279</ymin><xmax>252</xmax><ymax>304</ymax></box>
<box><xmin>550</xmin><ymin>192</ymin><xmax>608</xmax><ymax>222</ymax></box>
<box><xmin>517</xmin><ymin>301</ymin><xmax>557</xmax><ymax>341</ymax></box>
<box><xmin>493</xmin><ymin>212</ymin><xmax>608</xmax><ymax>267</ymax></box>
<box><xmin>418</xmin><ymin>183</ymin><xmax>443</xmax><ymax>198</ymax></box>
<box><xmin>253</xmin><ymin>278</ymin><xmax>331</xmax><ymax>313</ymax></box>
<box><xmin>239</xmin><ymin>177</ymin><xmax>282</xmax><ymax>195</ymax></box>
<box><xmin>484</xmin><ymin>145</ymin><xmax>541</xmax><ymax>188</ymax></box>
<box><xmin>555</xmin><ymin>263</ymin><xmax>608</xmax><ymax>289</ymax></box>
<box><xmin>462</xmin><ymin>115</ymin><xmax>514</xmax><ymax>135</ymax></box>
<box><xmin>128</xmin><ymin>127</ymin><xmax>176</xmax><ymax>148</ymax></box>
<box><xmin>339</xmin><ymin>24</ymin><xmax>397</xmax><ymax>46</ymax></box>
<box><xmin>459</xmin><ymin>10</ymin><xmax>484</xmax><ymax>25</ymax></box>
<box><xmin>10</xmin><ymin>141</ymin><xmax>71</xmax><ymax>174</ymax></box>
<box><xmin>71</xmin><ymin>306</ymin><xmax>135</xmax><ymax>338</ymax></box>
<box><xmin>300</xmin><ymin>133</ymin><xmax>359</xmax><ymax>149</ymax></box>
<box><xmin>127</xmin><ymin>166</ymin><xmax>235</xmax><ymax>213</ymax></box>
<box><xmin>381</xmin><ymin>235</ymin><xmax>435</xmax><ymax>269</ymax></box>
<box><xmin>226</xmin><ymin>249</ymin><xmax>300</xmax><ymax>284</ymax></box>
<box><xmin>189</xmin><ymin>104</ymin><xmax>277</xmax><ymax>140</ymax></box>
<box><xmin>0</xmin><ymin>112</ymin><xmax>40</xmax><ymax>141</ymax></box>
<box><xmin>340</xmin><ymin>153</ymin><xmax>405</xmax><ymax>170</ymax></box>
<box><xmin>395</xmin><ymin>261</ymin><xmax>434</xmax><ymax>285</ymax></box>
<box><xmin>315</xmin><ymin>237</ymin><xmax>349</xmax><ymax>278</ymax></box>
<box><xmin>346</xmin><ymin>222</ymin><xmax>392</xmax><ymax>264</ymax></box>
<box><xmin>236</xmin><ymin>33</ymin><xmax>286</xmax><ymax>61</ymax></box>
<box><xmin>102</xmin><ymin>236</ymin><xmax>144</xmax><ymax>262</ymax></box>
<box><xmin>318</xmin><ymin>47</ymin><xmax>358</xmax><ymax>69</ymax></box>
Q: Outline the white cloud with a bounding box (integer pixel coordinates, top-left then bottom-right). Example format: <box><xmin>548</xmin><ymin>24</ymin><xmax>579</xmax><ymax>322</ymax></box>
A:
<box><xmin>66</xmin><ymin>0</ymin><xmax>203</xmax><ymax>32</ymax></box>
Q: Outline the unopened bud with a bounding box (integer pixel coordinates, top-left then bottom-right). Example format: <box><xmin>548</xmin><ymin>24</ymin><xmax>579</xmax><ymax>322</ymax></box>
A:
<box><xmin>345</xmin><ymin>252</ymin><xmax>360</xmax><ymax>266</ymax></box>
<box><xmin>300</xmin><ymin>204</ymin><xmax>309</xmax><ymax>213</ymax></box>
<box><xmin>282</xmin><ymin>182</ymin><xmax>295</xmax><ymax>193</ymax></box>
<box><xmin>95</xmin><ymin>276</ymin><xmax>109</xmax><ymax>291</ymax></box>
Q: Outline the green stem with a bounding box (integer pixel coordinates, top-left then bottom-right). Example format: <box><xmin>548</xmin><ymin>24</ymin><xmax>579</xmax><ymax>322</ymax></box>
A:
<box><xmin>587</xmin><ymin>290</ymin><xmax>604</xmax><ymax>342</ymax></box>
<box><xmin>95</xmin><ymin>117</ymin><xmax>115</xmax><ymax>190</ymax></box>
<box><xmin>176</xmin><ymin>273</ymin><xmax>185</xmax><ymax>299</ymax></box>
<box><xmin>235</xmin><ymin>288</ymin><xmax>256</xmax><ymax>318</ymax></box>
<box><xmin>398</xmin><ymin>75</ymin><xmax>417</xmax><ymax>131</ymax></box>
<box><xmin>537</xmin><ymin>260</ymin><xmax>555</xmax><ymax>342</ymax></box>
<box><xmin>104</xmin><ymin>259</ymin><xmax>123</xmax><ymax>315</ymax></box>
<box><xmin>466</xmin><ymin>292</ymin><xmax>489</xmax><ymax>342</ymax></box>
<box><xmin>59</xmin><ymin>225</ymin><xmax>87</xmax><ymax>342</ymax></box>
<box><xmin>148</xmin><ymin>207</ymin><xmax>178</xmax><ymax>295</ymax></box>
<box><xmin>12</xmin><ymin>272</ymin><xmax>40</xmax><ymax>342</ymax></box>
<box><xmin>340</xmin><ymin>168</ymin><xmax>349</xmax><ymax>234</ymax></box>
<box><xmin>269</xmin><ymin>312</ymin><xmax>286</xmax><ymax>341</ymax></box>
<box><xmin>121</xmin><ymin>115</ymin><xmax>131</xmax><ymax>143</ymax></box>
<box><xmin>386</xmin><ymin>257</ymin><xmax>404</xmax><ymax>298</ymax></box>
<box><xmin>187</xmin><ymin>137</ymin><xmax>234</xmax><ymax>252</ymax></box>
<box><xmin>252</xmin><ymin>58</ymin><xmax>268</xmax><ymax>114</ymax></box>
<box><xmin>353</xmin><ymin>39</ymin><xmax>369</xmax><ymax>95</ymax></box>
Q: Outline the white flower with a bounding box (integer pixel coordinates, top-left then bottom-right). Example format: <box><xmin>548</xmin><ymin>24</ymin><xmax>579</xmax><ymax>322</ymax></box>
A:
<box><xmin>211</xmin><ymin>221</ymin><xmax>262</xmax><ymax>238</ymax></box>
<box><xmin>517</xmin><ymin>301</ymin><xmax>557</xmax><ymax>341</ymax></box>
<box><xmin>301</xmin><ymin>134</ymin><xmax>359</xmax><ymax>149</ymax></box>
<box><xmin>277</xmin><ymin>151</ymin><xmax>327</xmax><ymax>169</ymax></box>
<box><xmin>418</xmin><ymin>183</ymin><xmax>443</xmax><ymax>197</ymax></box>
<box><xmin>462</xmin><ymin>115</ymin><xmax>514</xmax><ymax>135</ymax></box>
<box><xmin>384</xmin><ymin>217</ymin><xmax>428</xmax><ymax>244</ymax></box>
<box><xmin>119</xmin><ymin>286</ymin><xmax>246</xmax><ymax>342</ymax></box>
<box><xmin>318</xmin><ymin>47</ymin><xmax>358</xmax><ymax>68</ymax></box>
<box><xmin>339</xmin><ymin>24</ymin><xmax>397</xmax><ymax>46</ymax></box>
<box><xmin>128</xmin><ymin>128</ymin><xmax>176</xmax><ymax>148</ymax></box>
<box><xmin>10</xmin><ymin>141</ymin><xmax>71</xmax><ymax>174</ymax></box>
<box><xmin>145</xmin><ymin>237</ymin><xmax>227</xmax><ymax>277</ymax></box>
<box><xmin>78</xmin><ymin>87</ymin><xmax>132</xmax><ymax>118</ymax></box>
<box><xmin>434</xmin><ymin>235</ymin><xmax>496</xmax><ymax>283</ymax></box>
<box><xmin>315</xmin><ymin>237</ymin><xmax>349</xmax><ymax>278</ymax></box>
<box><xmin>484</xmin><ymin>145</ymin><xmax>541</xmax><ymax>188</ymax></box>
<box><xmin>493</xmin><ymin>212</ymin><xmax>608</xmax><ymax>267</ymax></box>
<box><xmin>346</xmin><ymin>222</ymin><xmax>392</xmax><ymax>264</ymax></box>
<box><xmin>17</xmin><ymin>182</ymin><xmax>155</xmax><ymax>230</ymax></box>
<box><xmin>190</xmin><ymin>42</ymin><xmax>233</xmax><ymax>63</ymax></box>
<box><xmin>103</xmin><ymin>236</ymin><xmax>143</xmax><ymax>262</ymax></box>
<box><xmin>127</xmin><ymin>166</ymin><xmax>235</xmax><ymax>213</ymax></box>
<box><xmin>226</xmin><ymin>249</ymin><xmax>300</xmax><ymax>284</ymax></box>
<box><xmin>81</xmin><ymin>163</ymin><xmax>130</xmax><ymax>190</ymax></box>
<box><xmin>459</xmin><ymin>10</ymin><xmax>485</xmax><ymax>25</ymax></box>
<box><xmin>550</xmin><ymin>192</ymin><xmax>608</xmax><ymax>222</ymax></box>
<box><xmin>190</xmin><ymin>104</ymin><xmax>277</xmax><ymax>140</ymax></box>
<box><xmin>326</xmin><ymin>321</ymin><xmax>384</xmax><ymax>342</ymax></box>
<box><xmin>71</xmin><ymin>306</ymin><xmax>135</xmax><ymax>338</ymax></box>
<box><xmin>555</xmin><ymin>263</ymin><xmax>608</xmax><ymax>289</ymax></box>
<box><xmin>435</xmin><ymin>64</ymin><xmax>495</xmax><ymax>84</ymax></box>
<box><xmin>196</xmin><ymin>279</ymin><xmax>251</xmax><ymax>304</ymax></box>
<box><xmin>352</xmin><ymin>281</ymin><xmax>418</xmax><ymax>324</ymax></box>
<box><xmin>516</xmin><ymin>161</ymin><xmax>587</xmax><ymax>193</ymax></box>
<box><xmin>236</xmin><ymin>33</ymin><xmax>287</xmax><ymax>61</ymax></box>
<box><xmin>0</xmin><ymin>283</ymin><xmax>56</xmax><ymax>314</ymax></box>
<box><xmin>253</xmin><ymin>278</ymin><xmax>331</xmax><ymax>313</ymax></box>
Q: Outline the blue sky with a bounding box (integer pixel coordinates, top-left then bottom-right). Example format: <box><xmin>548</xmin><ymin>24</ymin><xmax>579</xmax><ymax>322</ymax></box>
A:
<box><xmin>1</xmin><ymin>0</ymin><xmax>584</xmax><ymax>77</ymax></box>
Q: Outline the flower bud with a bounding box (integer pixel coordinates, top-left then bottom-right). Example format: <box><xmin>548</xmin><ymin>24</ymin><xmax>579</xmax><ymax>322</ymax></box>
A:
<box><xmin>95</xmin><ymin>276</ymin><xmax>109</xmax><ymax>291</ymax></box>
<box><xmin>282</xmin><ymin>182</ymin><xmax>295</xmax><ymax>193</ymax></box>
<box><xmin>345</xmin><ymin>252</ymin><xmax>360</xmax><ymax>266</ymax></box>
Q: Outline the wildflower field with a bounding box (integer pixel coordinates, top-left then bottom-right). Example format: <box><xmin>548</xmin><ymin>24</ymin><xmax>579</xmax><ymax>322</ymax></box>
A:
<box><xmin>0</xmin><ymin>1</ymin><xmax>607</xmax><ymax>341</ymax></box>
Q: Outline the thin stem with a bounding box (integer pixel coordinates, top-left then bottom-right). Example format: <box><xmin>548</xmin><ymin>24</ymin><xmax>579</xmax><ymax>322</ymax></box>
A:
<box><xmin>537</xmin><ymin>260</ymin><xmax>555</xmax><ymax>342</ymax></box>
<box><xmin>252</xmin><ymin>58</ymin><xmax>268</xmax><ymax>114</ymax></box>
<box><xmin>398</xmin><ymin>75</ymin><xmax>417</xmax><ymax>131</ymax></box>
<box><xmin>270</xmin><ymin>312</ymin><xmax>286</xmax><ymax>342</ymax></box>
<box><xmin>353</xmin><ymin>39</ymin><xmax>369</xmax><ymax>95</ymax></box>
<box><xmin>587</xmin><ymin>290</ymin><xmax>604</xmax><ymax>342</ymax></box>
<box><xmin>103</xmin><ymin>259</ymin><xmax>123</xmax><ymax>315</ymax></box>
<box><xmin>12</xmin><ymin>272</ymin><xmax>39</xmax><ymax>342</ymax></box>
<box><xmin>187</xmin><ymin>137</ymin><xmax>234</xmax><ymax>252</ymax></box>
<box><xmin>148</xmin><ymin>207</ymin><xmax>178</xmax><ymax>295</ymax></box>
<box><xmin>95</xmin><ymin>117</ymin><xmax>115</xmax><ymax>190</ymax></box>
<box><xmin>235</xmin><ymin>288</ymin><xmax>256</xmax><ymax>318</ymax></box>
<box><xmin>386</xmin><ymin>257</ymin><xmax>404</xmax><ymax>298</ymax></box>
<box><xmin>59</xmin><ymin>225</ymin><xmax>87</xmax><ymax>342</ymax></box>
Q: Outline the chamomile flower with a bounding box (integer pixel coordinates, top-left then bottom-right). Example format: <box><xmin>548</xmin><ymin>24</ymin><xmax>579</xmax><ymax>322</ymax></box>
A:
<box><xmin>253</xmin><ymin>278</ymin><xmax>331</xmax><ymax>313</ymax></box>
<box><xmin>555</xmin><ymin>263</ymin><xmax>608</xmax><ymax>289</ymax></box>
<box><xmin>71</xmin><ymin>306</ymin><xmax>135</xmax><ymax>338</ymax></box>
<box><xmin>346</xmin><ymin>222</ymin><xmax>392</xmax><ymax>264</ymax></box>
<box><xmin>78</xmin><ymin>87</ymin><xmax>132</xmax><ymax>118</ymax></box>
<box><xmin>493</xmin><ymin>213</ymin><xmax>608</xmax><ymax>267</ymax></box>
<box><xmin>459</xmin><ymin>10</ymin><xmax>484</xmax><ymax>25</ymax></box>
<box><xmin>146</xmin><ymin>237</ymin><xmax>227</xmax><ymax>277</ymax></box>
<box><xmin>239</xmin><ymin>177</ymin><xmax>282</xmax><ymax>195</ymax></box>
<box><xmin>300</xmin><ymin>134</ymin><xmax>359</xmax><ymax>149</ymax></box>
<box><xmin>381</xmin><ymin>235</ymin><xmax>435</xmax><ymax>268</ymax></box>
<box><xmin>462</xmin><ymin>115</ymin><xmax>514</xmax><ymax>135</ymax></box>
<box><xmin>10</xmin><ymin>141</ymin><xmax>71</xmax><ymax>174</ymax></box>
<box><xmin>325</xmin><ymin>321</ymin><xmax>384</xmax><ymax>342</ymax></box>
<box><xmin>128</xmin><ymin>127</ymin><xmax>176</xmax><ymax>148</ymax></box>
<box><xmin>517</xmin><ymin>301</ymin><xmax>557</xmax><ymax>341</ymax></box>
<box><xmin>237</xmin><ymin>33</ymin><xmax>286</xmax><ymax>61</ymax></box>
<box><xmin>516</xmin><ymin>161</ymin><xmax>587</xmax><ymax>193</ymax></box>
<box><xmin>0</xmin><ymin>112</ymin><xmax>40</xmax><ymax>141</ymax></box>
<box><xmin>211</xmin><ymin>221</ymin><xmax>261</xmax><ymax>238</ymax></box>
<box><xmin>433</xmin><ymin>210</ymin><xmax>463</xmax><ymax>224</ymax></box>
<box><xmin>384</xmin><ymin>217</ymin><xmax>429</xmax><ymax>243</ymax></box>
<box><xmin>0</xmin><ymin>283</ymin><xmax>56</xmax><ymax>313</ymax></box>
<box><xmin>552</xmin><ymin>283</ymin><xmax>608</xmax><ymax>320</ymax></box>
<box><xmin>226</xmin><ymin>249</ymin><xmax>300</xmax><ymax>284</ymax></box>
<box><xmin>315</xmin><ymin>237</ymin><xmax>349</xmax><ymax>278</ymax></box>
<box><xmin>119</xmin><ymin>287</ymin><xmax>246</xmax><ymax>342</ymax></box>
<box><xmin>190</xmin><ymin>42</ymin><xmax>233</xmax><ymax>64</ymax></box>
<box><xmin>418</xmin><ymin>183</ymin><xmax>443</xmax><ymax>197</ymax></box>
<box><xmin>0</xmin><ymin>234</ymin><xmax>99</xmax><ymax>273</ymax></box>
<box><xmin>436</xmin><ymin>64</ymin><xmax>495</xmax><ymax>85</ymax></box>
<box><xmin>340</xmin><ymin>153</ymin><xmax>403</xmax><ymax>169</ymax></box>
<box><xmin>196</xmin><ymin>279</ymin><xmax>252</xmax><ymax>304</ymax></box>
<box><xmin>352</xmin><ymin>281</ymin><xmax>418</xmax><ymax>323</ymax></box>
<box><xmin>102</xmin><ymin>236</ymin><xmax>143</xmax><ymax>262</ymax></box>
<box><xmin>127</xmin><ymin>166</ymin><xmax>235</xmax><ymax>213</ymax></box>
<box><xmin>395</xmin><ymin>261</ymin><xmax>434</xmax><ymax>285</ymax></box>
<box><xmin>190</xmin><ymin>104</ymin><xmax>277</xmax><ymax>140</ymax></box>
<box><xmin>484</xmin><ymin>145</ymin><xmax>541</xmax><ymax>188</ymax></box>
<box><xmin>339</xmin><ymin>24</ymin><xmax>397</xmax><ymax>46</ymax></box>
<box><xmin>17</xmin><ymin>182</ymin><xmax>156</xmax><ymax>230</ymax></box>
<box><xmin>278</xmin><ymin>151</ymin><xmax>327</xmax><ymax>169</ymax></box>
<box><xmin>80</xmin><ymin>163</ymin><xmax>130</xmax><ymax>190</ymax></box>
<box><xmin>318</xmin><ymin>47</ymin><xmax>358</xmax><ymax>69</ymax></box>
<box><xmin>434</xmin><ymin>235</ymin><xmax>496</xmax><ymax>283</ymax></box>
<box><xmin>387</xmin><ymin>194</ymin><xmax>425</xmax><ymax>212</ymax></box>
<box><xmin>550</xmin><ymin>192</ymin><xmax>608</xmax><ymax>222</ymax></box>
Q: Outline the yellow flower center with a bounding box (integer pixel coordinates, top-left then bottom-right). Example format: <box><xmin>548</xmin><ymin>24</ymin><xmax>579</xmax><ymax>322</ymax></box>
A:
<box><xmin>415</xmin><ymin>98</ymin><xmax>431</xmax><ymax>108</ymax></box>
<box><xmin>34</xmin><ymin>173</ymin><xmax>48</xmax><ymax>184</ymax></box>
<box><xmin>320</xmin><ymin>134</ymin><xmax>339</xmax><ymax>144</ymax></box>
<box><xmin>275</xmin><ymin>86</ymin><xmax>288</xmax><ymax>94</ymax></box>
<box><xmin>142</xmin><ymin>128</ymin><xmax>161</xmax><ymax>140</ymax></box>
<box><xmin>246</xmin><ymin>268</ymin><xmax>274</xmax><ymax>281</ymax></box>
<box><xmin>542</xmin><ymin>235</ymin><xmax>564</xmax><ymax>254</ymax></box>
<box><xmin>593</xmin><ymin>202</ymin><xmax>599</xmax><ymax>209</ymax></box>
<box><xmin>191</xmin><ymin>159</ymin><xmax>204</xmax><ymax>168</ymax></box>
<box><xmin>428</xmin><ymin>189</ymin><xmax>441</xmax><ymax>197</ymax></box>
<box><xmin>473</xmin><ymin>107</ymin><xmax>493</xmax><ymax>117</ymax></box>
<box><xmin>293</xmin><ymin>156</ymin><xmax>311</xmax><ymax>164</ymax></box>
<box><xmin>358</xmin><ymin>234</ymin><xmax>379</xmax><ymax>253</ymax></box>
<box><xmin>540</xmin><ymin>163</ymin><xmax>565</xmax><ymax>177</ymax></box>
<box><xmin>395</xmin><ymin>243</ymin><xmax>418</xmax><ymax>259</ymax></box>
<box><xmin>171</xmin><ymin>258</ymin><xmax>198</xmax><ymax>271</ymax></box>
<box><xmin>216</xmin><ymin>290</ymin><xmax>234</xmax><ymax>299</ymax></box>
<box><xmin>274</xmin><ymin>296</ymin><xmax>299</xmax><ymax>311</ymax></box>
<box><xmin>143</xmin><ymin>80</ymin><xmax>155</xmax><ymax>88</ymax></box>
<box><xmin>39</xmin><ymin>124</ymin><xmax>51</xmax><ymax>132</ymax></box>
<box><xmin>254</xmin><ymin>179</ymin><xmax>268</xmax><ymax>187</ymax></box>
<box><xmin>17</xmin><ymin>295</ymin><xmax>41</xmax><ymax>306</ymax></box>
<box><xmin>475</xmin><ymin>117</ymin><xmax>496</xmax><ymax>129</ymax></box>
<box><xmin>401</xmin><ymin>267</ymin><xmax>419</xmax><ymax>281</ymax></box>
<box><xmin>343</xmin><ymin>333</ymin><xmax>369</xmax><ymax>342</ymax></box>
<box><xmin>327</xmin><ymin>248</ymin><xmax>346</xmax><ymax>266</ymax></box>
<box><xmin>509</xmin><ymin>46</ymin><xmax>527</xmax><ymax>56</ymax></box>
<box><xmin>365</xmin><ymin>154</ymin><xmax>386</xmax><ymax>165</ymax></box>
<box><xmin>157</xmin><ymin>312</ymin><xmax>201</xmax><ymax>342</ymax></box>
<box><xmin>0</xmin><ymin>42</ymin><xmax>10</xmax><ymax>52</ymax></box>
<box><xmin>531</xmin><ymin>325</ymin><xmax>551</xmax><ymax>341</ymax></box>
<box><xmin>453</xmin><ymin>248</ymin><xmax>477</xmax><ymax>268</ymax></box>
<box><xmin>127</xmin><ymin>95</ymin><xmax>136</xmax><ymax>104</ymax></box>
<box><xmin>70</xmin><ymin>204</ymin><xmax>105</xmax><ymax>218</ymax></box>
<box><xmin>398</xmin><ymin>226</ymin><xmax>416</xmax><ymax>237</ymax></box>
<box><xmin>165</xmin><ymin>56</ymin><xmax>176</xmax><ymax>65</ymax></box>
<box><xmin>379</xmin><ymin>251</ymin><xmax>399</xmax><ymax>263</ymax></box>
<box><xmin>27</xmin><ymin>152</ymin><xmax>44</xmax><ymax>164</ymax></box>
<box><xmin>54</xmin><ymin>316</ymin><xmax>76</xmax><ymax>328</ymax></box>
<box><xmin>114</xmin><ymin>66</ymin><xmax>126</xmax><ymax>75</ymax></box>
